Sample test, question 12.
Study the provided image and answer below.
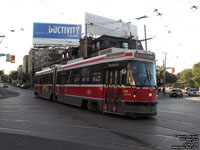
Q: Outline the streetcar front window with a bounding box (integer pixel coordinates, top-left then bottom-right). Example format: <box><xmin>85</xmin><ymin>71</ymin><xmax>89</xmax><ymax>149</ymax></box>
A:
<box><xmin>128</xmin><ymin>61</ymin><xmax>156</xmax><ymax>87</ymax></box>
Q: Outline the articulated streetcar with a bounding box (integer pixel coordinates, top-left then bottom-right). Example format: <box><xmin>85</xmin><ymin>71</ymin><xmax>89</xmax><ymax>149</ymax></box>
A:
<box><xmin>34</xmin><ymin>48</ymin><xmax>157</xmax><ymax>117</ymax></box>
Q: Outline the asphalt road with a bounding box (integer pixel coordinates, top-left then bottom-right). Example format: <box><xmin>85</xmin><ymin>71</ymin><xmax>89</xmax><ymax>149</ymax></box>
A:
<box><xmin>0</xmin><ymin>85</ymin><xmax>199</xmax><ymax>150</ymax></box>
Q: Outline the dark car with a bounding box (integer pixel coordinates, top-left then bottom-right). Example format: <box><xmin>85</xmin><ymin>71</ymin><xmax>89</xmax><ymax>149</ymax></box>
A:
<box><xmin>170</xmin><ymin>89</ymin><xmax>183</xmax><ymax>98</ymax></box>
<box><xmin>21</xmin><ymin>84</ymin><xmax>28</xmax><ymax>89</ymax></box>
<box><xmin>2</xmin><ymin>83</ymin><xmax>8</xmax><ymax>88</ymax></box>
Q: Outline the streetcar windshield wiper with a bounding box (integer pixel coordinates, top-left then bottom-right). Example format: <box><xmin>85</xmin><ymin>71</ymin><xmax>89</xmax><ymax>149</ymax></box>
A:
<box><xmin>140</xmin><ymin>64</ymin><xmax>151</xmax><ymax>87</ymax></box>
<box><xmin>146</xmin><ymin>66</ymin><xmax>152</xmax><ymax>87</ymax></box>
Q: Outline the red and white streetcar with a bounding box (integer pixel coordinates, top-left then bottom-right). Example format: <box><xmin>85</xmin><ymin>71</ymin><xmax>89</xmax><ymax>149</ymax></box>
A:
<box><xmin>34</xmin><ymin>47</ymin><xmax>157</xmax><ymax>117</ymax></box>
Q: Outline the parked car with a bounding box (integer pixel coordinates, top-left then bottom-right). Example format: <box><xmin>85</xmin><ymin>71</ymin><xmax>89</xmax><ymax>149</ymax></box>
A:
<box><xmin>2</xmin><ymin>83</ymin><xmax>8</xmax><ymax>88</ymax></box>
<box><xmin>21</xmin><ymin>84</ymin><xmax>28</xmax><ymax>89</ymax></box>
<box><xmin>188</xmin><ymin>88</ymin><xmax>198</xmax><ymax>96</ymax></box>
<box><xmin>198</xmin><ymin>90</ymin><xmax>200</xmax><ymax>96</ymax></box>
<box><xmin>170</xmin><ymin>89</ymin><xmax>183</xmax><ymax>98</ymax></box>
<box><xmin>185</xmin><ymin>87</ymin><xmax>191</xmax><ymax>94</ymax></box>
<box><xmin>17</xmin><ymin>83</ymin><xmax>22</xmax><ymax>87</ymax></box>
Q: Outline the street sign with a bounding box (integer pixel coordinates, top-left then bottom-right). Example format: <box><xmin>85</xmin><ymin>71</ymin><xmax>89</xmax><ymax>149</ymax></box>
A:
<box><xmin>0</xmin><ymin>53</ymin><xmax>6</xmax><ymax>57</ymax></box>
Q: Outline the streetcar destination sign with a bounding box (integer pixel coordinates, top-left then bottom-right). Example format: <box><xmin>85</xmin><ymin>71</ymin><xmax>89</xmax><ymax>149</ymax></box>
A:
<box><xmin>134</xmin><ymin>53</ymin><xmax>155</xmax><ymax>60</ymax></box>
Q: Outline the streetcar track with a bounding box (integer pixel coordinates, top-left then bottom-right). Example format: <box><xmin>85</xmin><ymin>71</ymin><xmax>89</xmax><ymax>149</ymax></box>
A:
<box><xmin>0</xmin><ymin>126</ymin><xmax>156</xmax><ymax>150</ymax></box>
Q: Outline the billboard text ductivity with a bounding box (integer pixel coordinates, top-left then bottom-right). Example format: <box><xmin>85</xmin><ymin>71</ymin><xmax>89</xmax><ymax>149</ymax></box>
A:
<box><xmin>33</xmin><ymin>23</ymin><xmax>82</xmax><ymax>45</ymax></box>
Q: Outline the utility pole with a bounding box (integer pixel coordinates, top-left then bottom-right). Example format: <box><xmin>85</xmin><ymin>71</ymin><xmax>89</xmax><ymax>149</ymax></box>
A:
<box><xmin>163</xmin><ymin>52</ymin><xmax>166</xmax><ymax>95</ymax></box>
<box><xmin>84</xmin><ymin>23</ymin><xmax>88</xmax><ymax>58</ymax></box>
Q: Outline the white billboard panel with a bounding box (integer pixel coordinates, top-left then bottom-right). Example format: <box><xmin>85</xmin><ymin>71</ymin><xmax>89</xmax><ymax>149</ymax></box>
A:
<box><xmin>85</xmin><ymin>13</ymin><xmax>138</xmax><ymax>39</ymax></box>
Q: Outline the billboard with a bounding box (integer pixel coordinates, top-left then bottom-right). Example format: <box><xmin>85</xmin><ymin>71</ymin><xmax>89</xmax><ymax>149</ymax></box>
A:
<box><xmin>33</xmin><ymin>23</ymin><xmax>82</xmax><ymax>45</ymax></box>
<box><xmin>85</xmin><ymin>13</ymin><xmax>138</xmax><ymax>39</ymax></box>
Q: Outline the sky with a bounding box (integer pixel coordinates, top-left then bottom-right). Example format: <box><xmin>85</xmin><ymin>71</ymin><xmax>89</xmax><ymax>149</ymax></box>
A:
<box><xmin>0</xmin><ymin>0</ymin><xmax>200</xmax><ymax>74</ymax></box>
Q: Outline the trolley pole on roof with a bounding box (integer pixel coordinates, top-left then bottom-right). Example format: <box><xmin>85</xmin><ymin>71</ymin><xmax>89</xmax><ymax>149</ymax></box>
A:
<box><xmin>144</xmin><ymin>25</ymin><xmax>147</xmax><ymax>51</ymax></box>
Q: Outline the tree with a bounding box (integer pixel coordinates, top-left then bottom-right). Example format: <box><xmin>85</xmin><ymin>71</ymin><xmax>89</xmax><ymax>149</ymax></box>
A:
<box><xmin>0</xmin><ymin>70</ymin><xmax>4</xmax><ymax>76</ymax></box>
<box><xmin>9</xmin><ymin>70</ymin><xmax>18</xmax><ymax>80</ymax></box>
<box><xmin>192</xmin><ymin>62</ymin><xmax>200</xmax><ymax>87</ymax></box>
<box><xmin>166</xmin><ymin>71</ymin><xmax>177</xmax><ymax>84</ymax></box>
<box><xmin>156</xmin><ymin>66</ymin><xmax>178</xmax><ymax>87</ymax></box>
<box><xmin>156</xmin><ymin>66</ymin><xmax>163</xmax><ymax>87</ymax></box>
<box><xmin>177</xmin><ymin>69</ymin><xmax>195</xmax><ymax>87</ymax></box>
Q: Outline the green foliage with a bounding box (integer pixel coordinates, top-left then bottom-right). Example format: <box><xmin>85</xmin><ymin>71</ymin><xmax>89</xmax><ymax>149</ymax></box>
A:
<box><xmin>156</xmin><ymin>66</ymin><xmax>177</xmax><ymax>86</ymax></box>
<box><xmin>22</xmin><ymin>72</ymin><xmax>29</xmax><ymax>82</ymax></box>
<box><xmin>177</xmin><ymin>69</ymin><xmax>195</xmax><ymax>87</ymax></box>
<box><xmin>166</xmin><ymin>71</ymin><xmax>177</xmax><ymax>83</ymax></box>
<box><xmin>156</xmin><ymin>66</ymin><xmax>163</xmax><ymax>87</ymax></box>
<box><xmin>192</xmin><ymin>62</ymin><xmax>200</xmax><ymax>87</ymax></box>
<box><xmin>9</xmin><ymin>70</ymin><xmax>18</xmax><ymax>80</ymax></box>
<box><xmin>1</xmin><ymin>74</ymin><xmax>9</xmax><ymax>82</ymax></box>
<box><xmin>0</xmin><ymin>70</ymin><xmax>4</xmax><ymax>76</ymax></box>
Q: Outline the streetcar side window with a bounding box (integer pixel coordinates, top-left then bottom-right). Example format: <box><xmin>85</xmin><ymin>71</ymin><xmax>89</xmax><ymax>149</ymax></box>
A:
<box><xmin>72</xmin><ymin>69</ymin><xmax>81</xmax><ymax>84</ymax></box>
<box><xmin>60</xmin><ymin>74</ymin><xmax>66</xmax><ymax>85</ymax></box>
<box><xmin>39</xmin><ymin>76</ymin><xmax>43</xmax><ymax>84</ymax></box>
<box><xmin>82</xmin><ymin>67</ymin><xmax>90</xmax><ymax>84</ymax></box>
<box><xmin>105</xmin><ymin>70</ymin><xmax>109</xmax><ymax>84</ymax></box>
<box><xmin>50</xmin><ymin>73</ymin><xmax>53</xmax><ymax>84</ymax></box>
<box><xmin>43</xmin><ymin>75</ymin><xmax>46</xmax><ymax>84</ymax></box>
<box><xmin>58</xmin><ymin>71</ymin><xmax>67</xmax><ymax>85</ymax></box>
<box><xmin>119</xmin><ymin>71</ymin><xmax>122</xmax><ymax>85</ymax></box>
<box><xmin>46</xmin><ymin>74</ymin><xmax>50</xmax><ymax>84</ymax></box>
<box><xmin>66</xmin><ymin>70</ymin><xmax>72</xmax><ymax>84</ymax></box>
<box><xmin>56</xmin><ymin>72</ymin><xmax>60</xmax><ymax>84</ymax></box>
<box><xmin>57</xmin><ymin>71</ymin><xmax>64</xmax><ymax>85</ymax></box>
<box><xmin>34</xmin><ymin>76</ymin><xmax>38</xmax><ymax>84</ymax></box>
<box><xmin>91</xmin><ymin>67</ymin><xmax>102</xmax><ymax>84</ymax></box>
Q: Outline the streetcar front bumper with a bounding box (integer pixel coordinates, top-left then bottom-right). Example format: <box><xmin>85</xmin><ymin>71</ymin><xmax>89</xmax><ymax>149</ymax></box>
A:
<box><xmin>124</xmin><ymin>101</ymin><xmax>157</xmax><ymax>117</ymax></box>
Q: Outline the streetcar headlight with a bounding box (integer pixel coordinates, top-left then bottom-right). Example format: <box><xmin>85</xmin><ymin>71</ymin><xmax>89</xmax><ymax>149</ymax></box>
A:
<box><xmin>149</xmin><ymin>92</ymin><xmax>153</xmax><ymax>97</ymax></box>
<box><xmin>133</xmin><ymin>92</ymin><xmax>136</xmax><ymax>98</ymax></box>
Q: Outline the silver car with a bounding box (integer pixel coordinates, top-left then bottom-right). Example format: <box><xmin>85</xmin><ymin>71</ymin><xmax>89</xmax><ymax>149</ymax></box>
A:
<box><xmin>2</xmin><ymin>83</ymin><xmax>8</xmax><ymax>88</ymax></box>
<box><xmin>188</xmin><ymin>88</ymin><xmax>198</xmax><ymax>96</ymax></box>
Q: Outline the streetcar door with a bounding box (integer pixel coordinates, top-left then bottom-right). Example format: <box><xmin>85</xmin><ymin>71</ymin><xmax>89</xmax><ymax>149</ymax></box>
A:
<box><xmin>103</xmin><ymin>69</ymin><xmax>119</xmax><ymax>113</ymax></box>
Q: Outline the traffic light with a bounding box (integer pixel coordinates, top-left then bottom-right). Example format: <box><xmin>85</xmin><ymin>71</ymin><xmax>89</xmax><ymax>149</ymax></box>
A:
<box><xmin>10</xmin><ymin>55</ymin><xmax>15</xmax><ymax>63</ymax></box>
<box><xmin>172</xmin><ymin>67</ymin><xmax>175</xmax><ymax>73</ymax></box>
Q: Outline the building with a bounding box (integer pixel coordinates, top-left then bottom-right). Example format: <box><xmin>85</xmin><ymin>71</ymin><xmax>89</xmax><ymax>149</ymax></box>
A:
<box><xmin>79</xmin><ymin>35</ymin><xmax>144</xmax><ymax>58</ymax></box>
<box><xmin>23</xmin><ymin>55</ymin><xmax>28</xmax><ymax>75</ymax></box>
<box><xmin>28</xmin><ymin>48</ymin><xmax>36</xmax><ymax>86</ymax></box>
<box><xmin>17</xmin><ymin>65</ymin><xmax>23</xmax><ymax>83</ymax></box>
<box><xmin>34</xmin><ymin>46</ymin><xmax>67</xmax><ymax>72</ymax></box>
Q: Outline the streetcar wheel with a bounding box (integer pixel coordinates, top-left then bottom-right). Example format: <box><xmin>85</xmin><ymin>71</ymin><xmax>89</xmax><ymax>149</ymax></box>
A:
<box><xmin>87</xmin><ymin>101</ymin><xmax>99</xmax><ymax>112</ymax></box>
<box><xmin>50</xmin><ymin>95</ymin><xmax>53</xmax><ymax>101</ymax></box>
